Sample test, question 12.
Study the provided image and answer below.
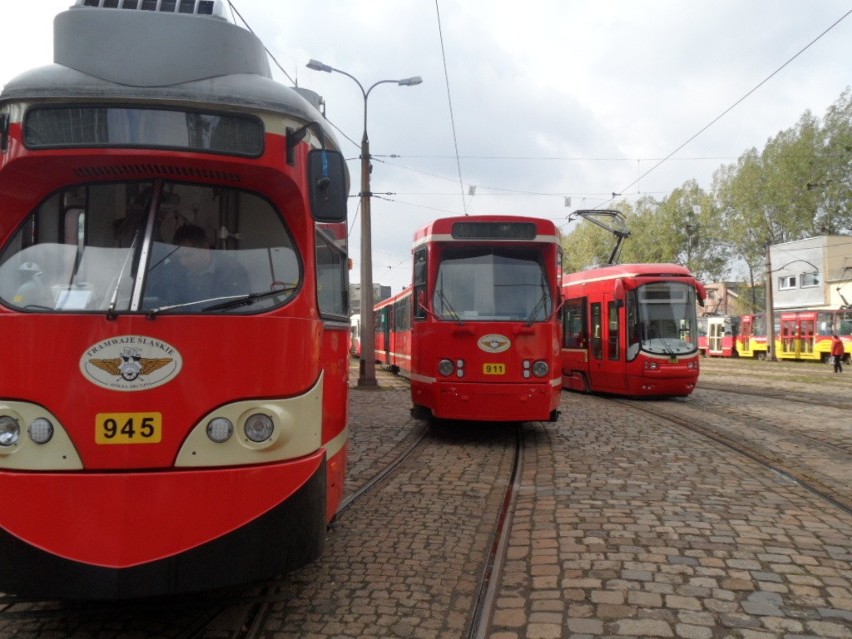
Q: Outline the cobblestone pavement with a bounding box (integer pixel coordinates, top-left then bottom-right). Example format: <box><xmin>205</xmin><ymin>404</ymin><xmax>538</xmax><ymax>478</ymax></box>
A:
<box><xmin>0</xmin><ymin>359</ymin><xmax>849</xmax><ymax>638</ymax></box>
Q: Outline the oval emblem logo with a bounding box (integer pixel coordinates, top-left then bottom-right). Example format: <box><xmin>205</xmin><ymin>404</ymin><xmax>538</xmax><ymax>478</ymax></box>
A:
<box><xmin>478</xmin><ymin>334</ymin><xmax>511</xmax><ymax>353</ymax></box>
<box><xmin>80</xmin><ymin>336</ymin><xmax>182</xmax><ymax>392</ymax></box>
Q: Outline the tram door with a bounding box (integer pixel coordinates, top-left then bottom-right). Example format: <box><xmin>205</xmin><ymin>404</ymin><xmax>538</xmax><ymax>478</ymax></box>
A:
<box><xmin>780</xmin><ymin>315</ymin><xmax>798</xmax><ymax>356</ymax></box>
<box><xmin>799</xmin><ymin>314</ymin><xmax>815</xmax><ymax>354</ymax></box>
<box><xmin>588</xmin><ymin>297</ymin><xmax>627</xmax><ymax>392</ymax></box>
<box><xmin>707</xmin><ymin>317</ymin><xmax>725</xmax><ymax>356</ymax></box>
<box><xmin>740</xmin><ymin>315</ymin><xmax>753</xmax><ymax>355</ymax></box>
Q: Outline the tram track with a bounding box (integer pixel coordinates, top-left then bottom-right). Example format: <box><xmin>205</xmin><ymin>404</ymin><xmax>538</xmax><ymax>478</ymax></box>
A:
<box><xmin>698</xmin><ymin>379</ymin><xmax>852</xmax><ymax>410</ymax></box>
<box><xmin>467</xmin><ymin>423</ymin><xmax>523</xmax><ymax>639</ymax></box>
<box><xmin>615</xmin><ymin>398</ymin><xmax>852</xmax><ymax>516</ymax></box>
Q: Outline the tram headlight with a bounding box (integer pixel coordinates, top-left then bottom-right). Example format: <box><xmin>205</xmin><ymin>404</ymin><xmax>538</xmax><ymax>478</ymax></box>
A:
<box><xmin>531</xmin><ymin>360</ymin><xmax>550</xmax><ymax>378</ymax></box>
<box><xmin>27</xmin><ymin>418</ymin><xmax>54</xmax><ymax>445</ymax></box>
<box><xmin>207</xmin><ymin>417</ymin><xmax>234</xmax><ymax>443</ymax></box>
<box><xmin>438</xmin><ymin>359</ymin><xmax>455</xmax><ymax>376</ymax></box>
<box><xmin>244</xmin><ymin>413</ymin><xmax>275</xmax><ymax>443</ymax></box>
<box><xmin>0</xmin><ymin>415</ymin><xmax>20</xmax><ymax>447</ymax></box>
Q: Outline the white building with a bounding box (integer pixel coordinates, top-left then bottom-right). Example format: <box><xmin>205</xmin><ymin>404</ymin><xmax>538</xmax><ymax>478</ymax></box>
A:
<box><xmin>770</xmin><ymin>235</ymin><xmax>852</xmax><ymax>310</ymax></box>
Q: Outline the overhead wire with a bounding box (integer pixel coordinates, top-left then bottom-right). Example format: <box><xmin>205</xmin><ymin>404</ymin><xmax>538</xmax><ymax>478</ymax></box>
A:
<box><xmin>434</xmin><ymin>0</ymin><xmax>468</xmax><ymax>214</ymax></box>
<box><xmin>597</xmin><ymin>7</ymin><xmax>852</xmax><ymax>210</ymax></box>
<box><xmin>226</xmin><ymin>1</ymin><xmax>297</xmax><ymax>85</ymax></box>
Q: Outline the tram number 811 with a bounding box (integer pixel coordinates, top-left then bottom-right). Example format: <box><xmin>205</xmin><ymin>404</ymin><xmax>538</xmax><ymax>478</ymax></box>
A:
<box><xmin>95</xmin><ymin>413</ymin><xmax>163</xmax><ymax>444</ymax></box>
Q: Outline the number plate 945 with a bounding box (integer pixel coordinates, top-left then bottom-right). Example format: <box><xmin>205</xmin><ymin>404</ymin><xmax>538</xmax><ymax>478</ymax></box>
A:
<box><xmin>96</xmin><ymin>413</ymin><xmax>162</xmax><ymax>444</ymax></box>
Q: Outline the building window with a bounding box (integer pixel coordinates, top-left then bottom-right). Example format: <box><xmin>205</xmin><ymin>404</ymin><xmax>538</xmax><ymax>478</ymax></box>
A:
<box><xmin>800</xmin><ymin>271</ymin><xmax>820</xmax><ymax>288</ymax></box>
<box><xmin>779</xmin><ymin>275</ymin><xmax>797</xmax><ymax>290</ymax></box>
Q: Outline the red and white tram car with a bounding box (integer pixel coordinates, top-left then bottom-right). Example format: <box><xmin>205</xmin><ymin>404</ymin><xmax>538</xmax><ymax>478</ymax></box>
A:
<box><xmin>0</xmin><ymin>1</ymin><xmax>350</xmax><ymax>598</ymax></box>
<box><xmin>561</xmin><ymin>264</ymin><xmax>705</xmax><ymax>397</ymax></box>
<box><xmin>375</xmin><ymin>215</ymin><xmax>563</xmax><ymax>422</ymax></box>
<box><xmin>698</xmin><ymin>315</ymin><xmax>739</xmax><ymax>357</ymax></box>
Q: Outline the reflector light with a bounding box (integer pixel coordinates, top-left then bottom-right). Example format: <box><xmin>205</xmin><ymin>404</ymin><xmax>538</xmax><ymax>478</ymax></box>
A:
<box><xmin>207</xmin><ymin>417</ymin><xmax>234</xmax><ymax>443</ymax></box>
<box><xmin>244</xmin><ymin>413</ymin><xmax>274</xmax><ymax>443</ymax></box>
<box><xmin>0</xmin><ymin>416</ymin><xmax>20</xmax><ymax>447</ymax></box>
<box><xmin>27</xmin><ymin>418</ymin><xmax>54</xmax><ymax>444</ymax></box>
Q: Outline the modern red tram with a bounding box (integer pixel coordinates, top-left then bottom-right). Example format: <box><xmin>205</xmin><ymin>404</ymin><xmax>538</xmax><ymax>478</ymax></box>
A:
<box><xmin>561</xmin><ymin>264</ymin><xmax>705</xmax><ymax>397</ymax></box>
<box><xmin>375</xmin><ymin>215</ymin><xmax>563</xmax><ymax>422</ymax></box>
<box><xmin>0</xmin><ymin>1</ymin><xmax>350</xmax><ymax>599</ymax></box>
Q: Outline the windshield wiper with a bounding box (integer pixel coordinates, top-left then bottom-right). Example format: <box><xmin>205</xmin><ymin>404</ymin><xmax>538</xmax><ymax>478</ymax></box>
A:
<box><xmin>146</xmin><ymin>286</ymin><xmax>295</xmax><ymax>318</ymax></box>
<box><xmin>525</xmin><ymin>291</ymin><xmax>549</xmax><ymax>326</ymax></box>
<box><xmin>437</xmin><ymin>288</ymin><xmax>463</xmax><ymax>325</ymax></box>
<box><xmin>202</xmin><ymin>286</ymin><xmax>296</xmax><ymax>312</ymax></box>
<box><xmin>106</xmin><ymin>231</ymin><xmax>139</xmax><ymax>320</ymax></box>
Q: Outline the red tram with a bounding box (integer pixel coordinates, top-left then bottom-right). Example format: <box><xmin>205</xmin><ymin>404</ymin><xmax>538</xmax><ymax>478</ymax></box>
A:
<box><xmin>0</xmin><ymin>1</ymin><xmax>350</xmax><ymax>598</ymax></box>
<box><xmin>375</xmin><ymin>215</ymin><xmax>563</xmax><ymax>422</ymax></box>
<box><xmin>697</xmin><ymin>315</ymin><xmax>739</xmax><ymax>357</ymax></box>
<box><xmin>561</xmin><ymin>264</ymin><xmax>705</xmax><ymax>397</ymax></box>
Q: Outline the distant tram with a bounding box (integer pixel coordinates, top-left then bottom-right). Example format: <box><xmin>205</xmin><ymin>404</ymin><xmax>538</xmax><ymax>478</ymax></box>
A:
<box><xmin>0</xmin><ymin>1</ymin><xmax>350</xmax><ymax>598</ymax></box>
<box><xmin>375</xmin><ymin>215</ymin><xmax>563</xmax><ymax>422</ymax></box>
<box><xmin>561</xmin><ymin>264</ymin><xmax>705</xmax><ymax>397</ymax></box>
<box><xmin>698</xmin><ymin>310</ymin><xmax>851</xmax><ymax>362</ymax></box>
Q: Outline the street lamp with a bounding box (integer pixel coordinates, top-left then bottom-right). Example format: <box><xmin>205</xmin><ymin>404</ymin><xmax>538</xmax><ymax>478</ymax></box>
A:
<box><xmin>306</xmin><ymin>59</ymin><xmax>422</xmax><ymax>387</ymax></box>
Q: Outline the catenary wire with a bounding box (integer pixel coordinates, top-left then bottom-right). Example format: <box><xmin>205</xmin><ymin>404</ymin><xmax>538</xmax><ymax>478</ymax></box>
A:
<box><xmin>434</xmin><ymin>0</ymin><xmax>468</xmax><ymax>214</ymax></box>
<box><xmin>597</xmin><ymin>8</ymin><xmax>852</xmax><ymax>210</ymax></box>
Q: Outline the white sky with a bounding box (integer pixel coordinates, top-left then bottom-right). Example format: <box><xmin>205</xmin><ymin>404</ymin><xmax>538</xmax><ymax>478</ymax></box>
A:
<box><xmin>2</xmin><ymin>0</ymin><xmax>850</xmax><ymax>293</ymax></box>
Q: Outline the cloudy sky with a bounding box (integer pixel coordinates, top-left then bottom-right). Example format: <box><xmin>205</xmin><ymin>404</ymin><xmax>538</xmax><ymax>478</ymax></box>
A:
<box><xmin>2</xmin><ymin>1</ymin><xmax>850</xmax><ymax>293</ymax></box>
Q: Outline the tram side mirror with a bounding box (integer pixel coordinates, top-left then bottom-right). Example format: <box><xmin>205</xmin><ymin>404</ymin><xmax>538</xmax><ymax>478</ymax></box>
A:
<box><xmin>308</xmin><ymin>149</ymin><xmax>348</xmax><ymax>223</ymax></box>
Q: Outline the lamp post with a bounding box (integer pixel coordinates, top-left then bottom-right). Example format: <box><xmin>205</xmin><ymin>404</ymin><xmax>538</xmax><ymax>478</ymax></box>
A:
<box><xmin>307</xmin><ymin>59</ymin><xmax>422</xmax><ymax>387</ymax></box>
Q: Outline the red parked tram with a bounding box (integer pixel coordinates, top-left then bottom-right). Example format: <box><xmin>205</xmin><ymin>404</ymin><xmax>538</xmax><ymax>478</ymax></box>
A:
<box><xmin>561</xmin><ymin>264</ymin><xmax>705</xmax><ymax>397</ymax></box>
<box><xmin>0</xmin><ymin>1</ymin><xmax>350</xmax><ymax>599</ymax></box>
<box><xmin>375</xmin><ymin>215</ymin><xmax>563</xmax><ymax>422</ymax></box>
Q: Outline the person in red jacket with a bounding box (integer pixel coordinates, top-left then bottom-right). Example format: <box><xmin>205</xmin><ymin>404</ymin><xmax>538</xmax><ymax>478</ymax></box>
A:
<box><xmin>830</xmin><ymin>334</ymin><xmax>845</xmax><ymax>373</ymax></box>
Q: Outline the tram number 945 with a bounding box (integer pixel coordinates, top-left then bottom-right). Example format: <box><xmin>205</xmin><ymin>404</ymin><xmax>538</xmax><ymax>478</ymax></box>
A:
<box><xmin>96</xmin><ymin>412</ymin><xmax>163</xmax><ymax>444</ymax></box>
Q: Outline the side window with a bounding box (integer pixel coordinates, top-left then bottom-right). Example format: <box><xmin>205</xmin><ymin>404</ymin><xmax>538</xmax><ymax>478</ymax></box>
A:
<box><xmin>412</xmin><ymin>247</ymin><xmax>427</xmax><ymax>320</ymax></box>
<box><xmin>591</xmin><ymin>302</ymin><xmax>603</xmax><ymax>360</ymax></box>
<box><xmin>627</xmin><ymin>290</ymin><xmax>640</xmax><ymax>360</ymax></box>
<box><xmin>608</xmin><ymin>300</ymin><xmax>620</xmax><ymax>361</ymax></box>
<box><xmin>315</xmin><ymin>227</ymin><xmax>348</xmax><ymax>320</ymax></box>
<box><xmin>562</xmin><ymin>297</ymin><xmax>587</xmax><ymax>349</ymax></box>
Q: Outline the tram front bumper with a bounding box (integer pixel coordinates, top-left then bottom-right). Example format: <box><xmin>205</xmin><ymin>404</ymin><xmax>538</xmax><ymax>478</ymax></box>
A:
<box><xmin>433</xmin><ymin>380</ymin><xmax>560</xmax><ymax>422</ymax></box>
<box><xmin>0</xmin><ymin>452</ymin><xmax>327</xmax><ymax>598</ymax></box>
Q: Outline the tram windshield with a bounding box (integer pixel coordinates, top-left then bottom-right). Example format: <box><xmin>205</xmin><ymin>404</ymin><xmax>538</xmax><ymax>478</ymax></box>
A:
<box><xmin>0</xmin><ymin>181</ymin><xmax>300</xmax><ymax>315</ymax></box>
<box><xmin>626</xmin><ymin>281</ymin><xmax>698</xmax><ymax>359</ymax></box>
<box><xmin>433</xmin><ymin>247</ymin><xmax>552</xmax><ymax>322</ymax></box>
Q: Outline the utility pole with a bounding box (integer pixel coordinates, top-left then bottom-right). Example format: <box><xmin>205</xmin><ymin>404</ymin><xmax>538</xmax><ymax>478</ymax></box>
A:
<box><xmin>764</xmin><ymin>244</ymin><xmax>776</xmax><ymax>361</ymax></box>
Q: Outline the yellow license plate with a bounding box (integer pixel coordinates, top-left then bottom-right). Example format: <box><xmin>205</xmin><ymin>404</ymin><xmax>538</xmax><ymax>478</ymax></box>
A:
<box><xmin>483</xmin><ymin>363</ymin><xmax>506</xmax><ymax>375</ymax></box>
<box><xmin>96</xmin><ymin>412</ymin><xmax>162</xmax><ymax>444</ymax></box>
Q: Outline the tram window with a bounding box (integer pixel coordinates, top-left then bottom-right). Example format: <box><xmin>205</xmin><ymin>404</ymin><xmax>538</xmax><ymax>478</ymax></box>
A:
<box><xmin>0</xmin><ymin>182</ymin><xmax>302</xmax><ymax>315</ymax></box>
<box><xmin>629</xmin><ymin>282</ymin><xmax>698</xmax><ymax>357</ymax></box>
<box><xmin>433</xmin><ymin>247</ymin><xmax>551</xmax><ymax>322</ymax></box>
<box><xmin>315</xmin><ymin>227</ymin><xmax>348</xmax><ymax>321</ymax></box>
<box><xmin>412</xmin><ymin>248</ymin><xmax>427</xmax><ymax>320</ymax></box>
<box><xmin>24</xmin><ymin>107</ymin><xmax>264</xmax><ymax>157</ymax></box>
<box><xmin>591</xmin><ymin>303</ymin><xmax>603</xmax><ymax>360</ymax></box>
<box><xmin>608</xmin><ymin>301</ymin><xmax>620</xmax><ymax>360</ymax></box>
<box><xmin>562</xmin><ymin>297</ymin><xmax>587</xmax><ymax>349</ymax></box>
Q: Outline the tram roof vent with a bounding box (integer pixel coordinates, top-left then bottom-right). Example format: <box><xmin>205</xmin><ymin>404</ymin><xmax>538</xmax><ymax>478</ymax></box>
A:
<box><xmin>75</xmin><ymin>0</ymin><xmax>225</xmax><ymax>19</ymax></box>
